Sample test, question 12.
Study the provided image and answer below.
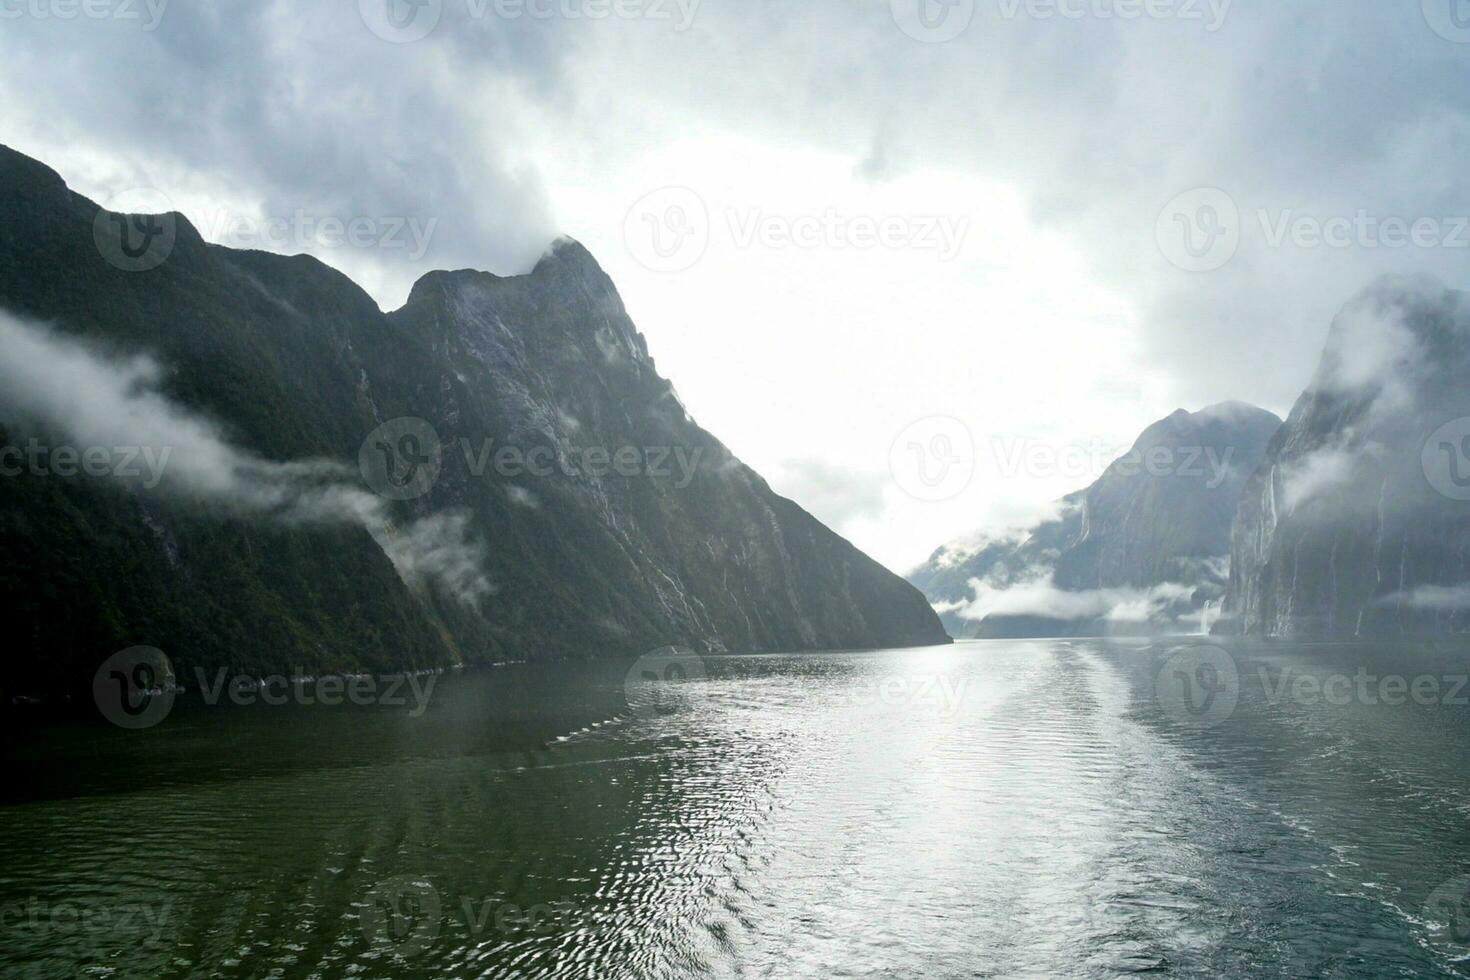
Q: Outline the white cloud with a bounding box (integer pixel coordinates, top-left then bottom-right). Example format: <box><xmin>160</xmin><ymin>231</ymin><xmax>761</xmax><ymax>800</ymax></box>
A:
<box><xmin>1279</xmin><ymin>444</ymin><xmax>1360</xmax><ymax>513</ymax></box>
<box><xmin>1378</xmin><ymin>584</ymin><xmax>1470</xmax><ymax>612</ymax></box>
<box><xmin>0</xmin><ymin>310</ymin><xmax>490</xmax><ymax>606</ymax></box>
<box><xmin>952</xmin><ymin>571</ymin><xmax>1196</xmax><ymax>625</ymax></box>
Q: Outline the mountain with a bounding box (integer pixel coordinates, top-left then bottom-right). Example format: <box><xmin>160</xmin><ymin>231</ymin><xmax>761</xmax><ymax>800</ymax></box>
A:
<box><xmin>0</xmin><ymin>144</ymin><xmax>947</xmax><ymax>699</ymax></box>
<box><xmin>1216</xmin><ymin>275</ymin><xmax>1470</xmax><ymax>637</ymax></box>
<box><xmin>910</xmin><ymin>403</ymin><xmax>1282</xmax><ymax>638</ymax></box>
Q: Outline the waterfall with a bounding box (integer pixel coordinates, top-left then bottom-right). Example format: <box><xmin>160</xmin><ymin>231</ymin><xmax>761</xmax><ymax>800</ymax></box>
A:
<box><xmin>1199</xmin><ymin>599</ymin><xmax>1222</xmax><ymax>635</ymax></box>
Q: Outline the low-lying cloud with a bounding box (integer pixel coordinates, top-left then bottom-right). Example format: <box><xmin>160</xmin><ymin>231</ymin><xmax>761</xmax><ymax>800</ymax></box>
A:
<box><xmin>0</xmin><ymin>310</ymin><xmax>491</xmax><ymax>606</ymax></box>
<box><xmin>949</xmin><ymin>571</ymin><xmax>1198</xmax><ymax>626</ymax></box>
<box><xmin>1377</xmin><ymin>584</ymin><xmax>1470</xmax><ymax>612</ymax></box>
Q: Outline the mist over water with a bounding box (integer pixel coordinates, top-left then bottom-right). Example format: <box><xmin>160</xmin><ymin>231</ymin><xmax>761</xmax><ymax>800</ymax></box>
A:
<box><xmin>4</xmin><ymin>641</ymin><xmax>1470</xmax><ymax>978</ymax></box>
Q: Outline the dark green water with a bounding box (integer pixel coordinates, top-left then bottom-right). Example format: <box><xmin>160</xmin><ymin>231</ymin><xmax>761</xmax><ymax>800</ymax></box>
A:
<box><xmin>3</xmin><ymin>639</ymin><xmax>1470</xmax><ymax>978</ymax></box>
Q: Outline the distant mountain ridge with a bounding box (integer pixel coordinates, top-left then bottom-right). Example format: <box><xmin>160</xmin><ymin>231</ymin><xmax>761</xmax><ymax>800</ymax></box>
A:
<box><xmin>0</xmin><ymin>144</ymin><xmax>947</xmax><ymax>697</ymax></box>
<box><xmin>911</xmin><ymin>402</ymin><xmax>1282</xmax><ymax>638</ymax></box>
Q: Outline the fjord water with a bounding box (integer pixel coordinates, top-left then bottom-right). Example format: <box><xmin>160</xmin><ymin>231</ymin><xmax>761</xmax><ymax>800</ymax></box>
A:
<box><xmin>4</xmin><ymin>640</ymin><xmax>1470</xmax><ymax>978</ymax></box>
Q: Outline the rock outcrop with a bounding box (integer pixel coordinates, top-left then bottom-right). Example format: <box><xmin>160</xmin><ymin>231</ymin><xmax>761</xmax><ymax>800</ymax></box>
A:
<box><xmin>1217</xmin><ymin>276</ymin><xmax>1470</xmax><ymax>637</ymax></box>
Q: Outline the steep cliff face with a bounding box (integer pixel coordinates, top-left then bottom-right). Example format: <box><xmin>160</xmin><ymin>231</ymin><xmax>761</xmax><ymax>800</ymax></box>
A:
<box><xmin>1217</xmin><ymin>276</ymin><xmax>1470</xmax><ymax>638</ymax></box>
<box><xmin>0</xmin><ymin>144</ymin><xmax>946</xmax><ymax>695</ymax></box>
<box><xmin>911</xmin><ymin>403</ymin><xmax>1281</xmax><ymax>637</ymax></box>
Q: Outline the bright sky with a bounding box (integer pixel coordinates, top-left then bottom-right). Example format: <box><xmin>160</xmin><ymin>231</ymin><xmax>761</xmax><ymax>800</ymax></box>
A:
<box><xmin>5</xmin><ymin>0</ymin><xmax>1470</xmax><ymax>571</ymax></box>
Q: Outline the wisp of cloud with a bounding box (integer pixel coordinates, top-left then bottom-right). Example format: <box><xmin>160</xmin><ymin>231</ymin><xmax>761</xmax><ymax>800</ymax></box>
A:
<box><xmin>0</xmin><ymin>310</ymin><xmax>491</xmax><ymax>607</ymax></box>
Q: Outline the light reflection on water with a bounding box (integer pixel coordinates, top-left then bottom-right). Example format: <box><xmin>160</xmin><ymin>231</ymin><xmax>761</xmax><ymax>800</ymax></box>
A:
<box><xmin>2</xmin><ymin>639</ymin><xmax>1470</xmax><ymax>978</ymax></box>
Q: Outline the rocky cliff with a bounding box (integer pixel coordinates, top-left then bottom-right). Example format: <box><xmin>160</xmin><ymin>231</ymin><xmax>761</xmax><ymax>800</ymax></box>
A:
<box><xmin>0</xmin><ymin>144</ymin><xmax>947</xmax><ymax>697</ymax></box>
<box><xmin>1217</xmin><ymin>275</ymin><xmax>1470</xmax><ymax>637</ymax></box>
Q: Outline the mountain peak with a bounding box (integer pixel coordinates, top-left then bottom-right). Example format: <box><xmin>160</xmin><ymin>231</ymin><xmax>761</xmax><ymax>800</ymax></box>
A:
<box><xmin>400</xmin><ymin>238</ymin><xmax>619</xmax><ymax>314</ymax></box>
<box><xmin>531</xmin><ymin>236</ymin><xmax>601</xmax><ymax>275</ymax></box>
<box><xmin>528</xmin><ymin>237</ymin><xmax>620</xmax><ymax>296</ymax></box>
<box><xmin>1196</xmin><ymin>400</ymin><xmax>1280</xmax><ymax>422</ymax></box>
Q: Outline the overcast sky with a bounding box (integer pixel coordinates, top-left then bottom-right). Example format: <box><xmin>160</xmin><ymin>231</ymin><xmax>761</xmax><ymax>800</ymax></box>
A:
<box><xmin>4</xmin><ymin>0</ymin><xmax>1469</xmax><ymax>571</ymax></box>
